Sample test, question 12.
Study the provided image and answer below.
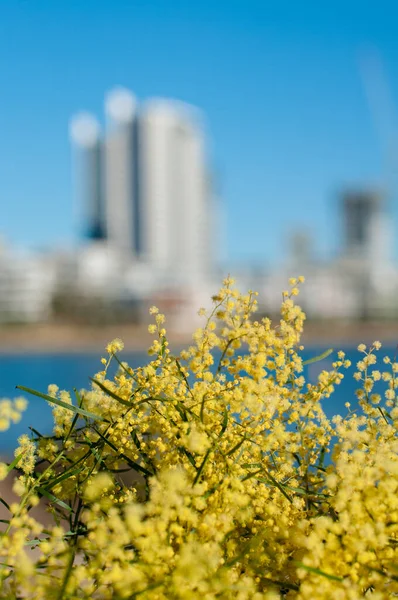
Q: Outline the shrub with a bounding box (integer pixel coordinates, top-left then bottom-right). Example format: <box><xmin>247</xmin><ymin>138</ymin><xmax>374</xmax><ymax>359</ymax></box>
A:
<box><xmin>0</xmin><ymin>277</ymin><xmax>398</xmax><ymax>598</ymax></box>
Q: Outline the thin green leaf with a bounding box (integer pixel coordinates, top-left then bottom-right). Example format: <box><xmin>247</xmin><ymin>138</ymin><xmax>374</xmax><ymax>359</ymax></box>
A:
<box><xmin>130</xmin><ymin>581</ymin><xmax>164</xmax><ymax>598</ymax></box>
<box><xmin>57</xmin><ymin>544</ymin><xmax>77</xmax><ymax>600</ymax></box>
<box><xmin>257</xmin><ymin>470</ymin><xmax>293</xmax><ymax>503</ymax></box>
<box><xmin>136</xmin><ymin>395</ymin><xmax>172</xmax><ymax>406</ymax></box>
<box><xmin>112</xmin><ymin>353</ymin><xmax>132</xmax><ymax>376</ymax></box>
<box><xmin>86</xmin><ymin>441</ymin><xmax>103</xmax><ymax>464</ymax></box>
<box><xmin>7</xmin><ymin>453</ymin><xmax>23</xmax><ymax>473</ymax></box>
<box><xmin>178</xmin><ymin>447</ymin><xmax>197</xmax><ymax>469</ymax></box>
<box><xmin>131</xmin><ymin>430</ymin><xmax>156</xmax><ymax>472</ymax></box>
<box><xmin>43</xmin><ymin>467</ymin><xmax>85</xmax><ymax>492</ymax></box>
<box><xmin>316</xmin><ymin>446</ymin><xmax>326</xmax><ymax>471</ymax></box>
<box><xmin>193</xmin><ymin>448</ymin><xmax>212</xmax><ymax>485</ymax></box>
<box><xmin>219</xmin><ymin>406</ymin><xmax>228</xmax><ymax>438</ymax></box>
<box><xmin>73</xmin><ymin>388</ymin><xmax>83</xmax><ymax>406</ymax></box>
<box><xmin>377</xmin><ymin>406</ymin><xmax>390</xmax><ymax>425</ymax></box>
<box><xmin>199</xmin><ymin>393</ymin><xmax>207</xmax><ymax>423</ymax></box>
<box><xmin>65</xmin><ymin>412</ymin><xmax>80</xmax><ymax>444</ymax></box>
<box><xmin>29</xmin><ymin>427</ymin><xmax>44</xmax><ymax>438</ymax></box>
<box><xmin>242</xmin><ymin>468</ymin><xmax>262</xmax><ymax>482</ymax></box>
<box><xmin>175</xmin><ymin>358</ymin><xmax>192</xmax><ymax>393</ymax></box>
<box><xmin>36</xmin><ymin>487</ymin><xmax>73</xmax><ymax>513</ymax></box>
<box><xmin>17</xmin><ymin>386</ymin><xmax>106</xmax><ymax>422</ymax></box>
<box><xmin>131</xmin><ymin>429</ymin><xmax>142</xmax><ymax>450</ymax></box>
<box><xmin>89</xmin><ymin>378</ymin><xmax>133</xmax><ymax>407</ymax></box>
<box><xmin>174</xmin><ymin>401</ymin><xmax>189</xmax><ymax>423</ymax></box>
<box><xmin>292</xmin><ymin>452</ymin><xmax>301</xmax><ymax>466</ymax></box>
<box><xmin>160</xmin><ymin>337</ymin><xmax>167</xmax><ymax>359</ymax></box>
<box><xmin>225</xmin><ymin>437</ymin><xmax>246</xmax><ymax>456</ymax></box>
<box><xmin>25</xmin><ymin>538</ymin><xmax>45</xmax><ymax>547</ymax></box>
<box><xmin>0</xmin><ymin>497</ymin><xmax>10</xmax><ymax>511</ymax></box>
<box><xmin>303</xmin><ymin>348</ymin><xmax>333</xmax><ymax>366</ymax></box>
<box><xmin>94</xmin><ymin>428</ymin><xmax>154</xmax><ymax>477</ymax></box>
<box><xmin>294</xmin><ymin>561</ymin><xmax>343</xmax><ymax>582</ymax></box>
<box><xmin>283</xmin><ymin>485</ymin><xmax>329</xmax><ymax>497</ymax></box>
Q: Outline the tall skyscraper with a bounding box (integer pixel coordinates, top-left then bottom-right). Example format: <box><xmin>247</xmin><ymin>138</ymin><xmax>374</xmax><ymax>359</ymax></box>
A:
<box><xmin>341</xmin><ymin>190</ymin><xmax>390</xmax><ymax>264</ymax></box>
<box><xmin>70</xmin><ymin>89</ymin><xmax>215</xmax><ymax>289</ymax></box>
<box><xmin>69</xmin><ymin>113</ymin><xmax>105</xmax><ymax>240</ymax></box>
<box><xmin>139</xmin><ymin>100</ymin><xmax>211</xmax><ymax>282</ymax></box>
<box><xmin>104</xmin><ymin>87</ymin><xmax>137</xmax><ymax>254</ymax></box>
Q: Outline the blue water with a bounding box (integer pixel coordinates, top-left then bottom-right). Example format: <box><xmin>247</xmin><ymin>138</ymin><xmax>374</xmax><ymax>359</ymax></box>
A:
<box><xmin>0</xmin><ymin>346</ymin><xmax>395</xmax><ymax>455</ymax></box>
<box><xmin>0</xmin><ymin>352</ymin><xmax>147</xmax><ymax>454</ymax></box>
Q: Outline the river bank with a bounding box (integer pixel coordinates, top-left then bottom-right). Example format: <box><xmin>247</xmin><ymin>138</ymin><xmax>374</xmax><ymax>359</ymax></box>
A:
<box><xmin>0</xmin><ymin>320</ymin><xmax>397</xmax><ymax>354</ymax></box>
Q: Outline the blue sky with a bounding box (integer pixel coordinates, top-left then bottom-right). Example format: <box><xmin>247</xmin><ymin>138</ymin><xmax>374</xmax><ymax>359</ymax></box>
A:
<box><xmin>1</xmin><ymin>0</ymin><xmax>398</xmax><ymax>265</ymax></box>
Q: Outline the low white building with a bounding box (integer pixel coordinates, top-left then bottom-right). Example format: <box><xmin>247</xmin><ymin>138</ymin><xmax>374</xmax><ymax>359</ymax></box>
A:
<box><xmin>0</xmin><ymin>243</ymin><xmax>55</xmax><ymax>323</ymax></box>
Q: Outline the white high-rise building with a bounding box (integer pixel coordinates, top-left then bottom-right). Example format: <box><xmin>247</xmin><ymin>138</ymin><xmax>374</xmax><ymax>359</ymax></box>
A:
<box><xmin>139</xmin><ymin>101</ymin><xmax>175</xmax><ymax>271</ymax></box>
<box><xmin>174</xmin><ymin>110</ymin><xmax>210</xmax><ymax>283</ymax></box>
<box><xmin>104</xmin><ymin>87</ymin><xmax>137</xmax><ymax>254</ymax></box>
<box><xmin>139</xmin><ymin>100</ymin><xmax>211</xmax><ymax>284</ymax></box>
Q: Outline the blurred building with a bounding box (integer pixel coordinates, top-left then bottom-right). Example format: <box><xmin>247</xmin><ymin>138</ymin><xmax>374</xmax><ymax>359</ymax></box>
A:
<box><xmin>139</xmin><ymin>99</ymin><xmax>212</xmax><ymax>284</ymax></box>
<box><xmin>233</xmin><ymin>186</ymin><xmax>398</xmax><ymax>322</ymax></box>
<box><xmin>104</xmin><ymin>88</ymin><xmax>138</xmax><ymax>254</ymax></box>
<box><xmin>69</xmin><ymin>88</ymin><xmax>216</xmax><ymax>300</ymax></box>
<box><xmin>338</xmin><ymin>188</ymin><xmax>396</xmax><ymax>319</ymax></box>
<box><xmin>0</xmin><ymin>242</ymin><xmax>55</xmax><ymax>324</ymax></box>
<box><xmin>341</xmin><ymin>189</ymin><xmax>391</xmax><ymax>265</ymax></box>
<box><xmin>69</xmin><ymin>113</ymin><xmax>105</xmax><ymax>241</ymax></box>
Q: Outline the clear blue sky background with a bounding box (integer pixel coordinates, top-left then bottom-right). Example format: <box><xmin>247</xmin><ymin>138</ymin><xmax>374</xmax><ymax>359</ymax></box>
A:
<box><xmin>1</xmin><ymin>0</ymin><xmax>398</xmax><ymax>266</ymax></box>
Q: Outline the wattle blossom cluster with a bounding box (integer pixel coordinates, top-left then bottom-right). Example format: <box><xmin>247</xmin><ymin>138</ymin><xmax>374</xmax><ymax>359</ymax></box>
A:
<box><xmin>0</xmin><ymin>277</ymin><xmax>398</xmax><ymax>598</ymax></box>
<box><xmin>0</xmin><ymin>396</ymin><xmax>27</xmax><ymax>432</ymax></box>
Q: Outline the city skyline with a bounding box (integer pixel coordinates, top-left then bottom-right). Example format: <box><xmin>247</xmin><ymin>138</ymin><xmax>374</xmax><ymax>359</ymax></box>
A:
<box><xmin>1</xmin><ymin>1</ymin><xmax>398</xmax><ymax>264</ymax></box>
